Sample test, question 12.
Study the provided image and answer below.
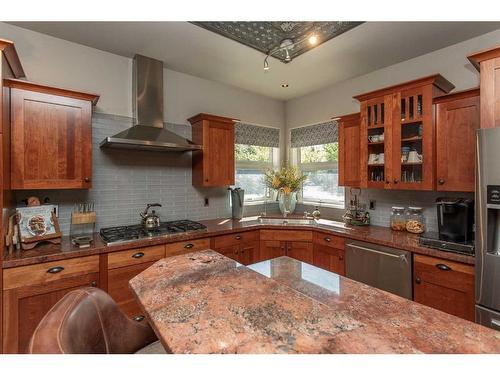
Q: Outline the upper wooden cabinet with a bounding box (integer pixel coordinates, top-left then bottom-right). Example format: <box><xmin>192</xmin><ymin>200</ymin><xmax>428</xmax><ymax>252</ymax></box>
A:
<box><xmin>337</xmin><ymin>113</ymin><xmax>361</xmax><ymax>188</ymax></box>
<box><xmin>5</xmin><ymin>79</ymin><xmax>99</xmax><ymax>190</ymax></box>
<box><xmin>468</xmin><ymin>46</ymin><xmax>500</xmax><ymax>129</ymax></box>
<box><xmin>188</xmin><ymin>113</ymin><xmax>236</xmax><ymax>187</ymax></box>
<box><xmin>434</xmin><ymin>89</ymin><xmax>480</xmax><ymax>192</ymax></box>
<box><xmin>355</xmin><ymin>75</ymin><xmax>454</xmax><ymax>191</ymax></box>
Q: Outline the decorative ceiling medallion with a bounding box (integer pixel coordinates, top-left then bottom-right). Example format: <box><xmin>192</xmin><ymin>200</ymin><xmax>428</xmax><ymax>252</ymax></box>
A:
<box><xmin>191</xmin><ymin>21</ymin><xmax>363</xmax><ymax>63</ymax></box>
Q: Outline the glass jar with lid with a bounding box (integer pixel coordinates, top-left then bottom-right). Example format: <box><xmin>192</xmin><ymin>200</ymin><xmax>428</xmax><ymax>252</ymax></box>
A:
<box><xmin>390</xmin><ymin>207</ymin><xmax>407</xmax><ymax>231</ymax></box>
<box><xmin>406</xmin><ymin>207</ymin><xmax>425</xmax><ymax>234</ymax></box>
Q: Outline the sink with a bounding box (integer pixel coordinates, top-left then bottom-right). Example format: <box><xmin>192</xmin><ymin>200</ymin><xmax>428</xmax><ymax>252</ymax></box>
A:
<box><xmin>258</xmin><ymin>217</ymin><xmax>317</xmax><ymax>226</ymax></box>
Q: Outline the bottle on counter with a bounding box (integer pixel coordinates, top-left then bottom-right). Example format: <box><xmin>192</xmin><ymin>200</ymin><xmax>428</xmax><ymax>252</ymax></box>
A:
<box><xmin>390</xmin><ymin>207</ymin><xmax>407</xmax><ymax>231</ymax></box>
<box><xmin>406</xmin><ymin>207</ymin><xmax>425</xmax><ymax>234</ymax></box>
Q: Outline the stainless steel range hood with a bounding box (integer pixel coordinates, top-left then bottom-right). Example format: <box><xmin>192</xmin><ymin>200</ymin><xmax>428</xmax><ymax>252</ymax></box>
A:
<box><xmin>100</xmin><ymin>54</ymin><xmax>202</xmax><ymax>152</ymax></box>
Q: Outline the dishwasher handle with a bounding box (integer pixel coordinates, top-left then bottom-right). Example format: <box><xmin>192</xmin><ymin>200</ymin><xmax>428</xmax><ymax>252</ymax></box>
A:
<box><xmin>347</xmin><ymin>243</ymin><xmax>408</xmax><ymax>262</ymax></box>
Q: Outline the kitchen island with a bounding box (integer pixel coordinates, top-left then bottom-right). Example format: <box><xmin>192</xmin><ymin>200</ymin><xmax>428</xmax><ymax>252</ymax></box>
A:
<box><xmin>129</xmin><ymin>250</ymin><xmax>500</xmax><ymax>354</ymax></box>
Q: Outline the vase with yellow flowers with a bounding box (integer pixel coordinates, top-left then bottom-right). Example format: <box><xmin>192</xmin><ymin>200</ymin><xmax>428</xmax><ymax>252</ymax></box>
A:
<box><xmin>264</xmin><ymin>166</ymin><xmax>307</xmax><ymax>215</ymax></box>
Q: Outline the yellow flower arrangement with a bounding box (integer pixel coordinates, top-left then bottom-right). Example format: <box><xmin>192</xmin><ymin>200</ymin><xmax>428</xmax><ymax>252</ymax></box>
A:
<box><xmin>264</xmin><ymin>166</ymin><xmax>307</xmax><ymax>196</ymax></box>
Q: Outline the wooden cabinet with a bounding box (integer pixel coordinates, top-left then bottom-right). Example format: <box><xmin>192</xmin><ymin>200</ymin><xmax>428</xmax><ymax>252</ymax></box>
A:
<box><xmin>338</xmin><ymin>112</ymin><xmax>361</xmax><ymax>187</ymax></box>
<box><xmin>355</xmin><ymin>75</ymin><xmax>454</xmax><ymax>190</ymax></box>
<box><xmin>312</xmin><ymin>232</ymin><xmax>345</xmax><ymax>275</ymax></box>
<box><xmin>212</xmin><ymin>230</ymin><xmax>259</xmax><ymax>265</ymax></box>
<box><xmin>468</xmin><ymin>46</ymin><xmax>500</xmax><ymax>129</ymax></box>
<box><xmin>5</xmin><ymin>79</ymin><xmax>99</xmax><ymax>190</ymax></box>
<box><xmin>106</xmin><ymin>245</ymin><xmax>165</xmax><ymax>319</ymax></box>
<box><xmin>165</xmin><ymin>238</ymin><xmax>210</xmax><ymax>257</ymax></box>
<box><xmin>434</xmin><ymin>89</ymin><xmax>480</xmax><ymax>192</ymax></box>
<box><xmin>259</xmin><ymin>230</ymin><xmax>314</xmax><ymax>263</ymax></box>
<box><xmin>2</xmin><ymin>256</ymin><xmax>100</xmax><ymax>353</ymax></box>
<box><xmin>188</xmin><ymin>113</ymin><xmax>236</xmax><ymax>187</ymax></box>
<box><xmin>413</xmin><ymin>254</ymin><xmax>475</xmax><ymax>321</ymax></box>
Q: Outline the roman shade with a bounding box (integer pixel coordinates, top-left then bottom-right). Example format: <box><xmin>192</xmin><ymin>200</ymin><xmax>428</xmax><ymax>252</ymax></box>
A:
<box><xmin>290</xmin><ymin>120</ymin><xmax>339</xmax><ymax>148</ymax></box>
<box><xmin>235</xmin><ymin>122</ymin><xmax>280</xmax><ymax>148</ymax></box>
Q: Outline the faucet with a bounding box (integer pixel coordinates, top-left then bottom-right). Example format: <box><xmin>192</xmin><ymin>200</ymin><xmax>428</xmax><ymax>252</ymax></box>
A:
<box><xmin>283</xmin><ymin>209</ymin><xmax>290</xmax><ymax>219</ymax></box>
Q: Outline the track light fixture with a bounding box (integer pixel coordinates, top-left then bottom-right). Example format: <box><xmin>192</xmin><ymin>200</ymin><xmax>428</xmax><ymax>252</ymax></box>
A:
<box><xmin>263</xmin><ymin>33</ymin><xmax>320</xmax><ymax>72</ymax></box>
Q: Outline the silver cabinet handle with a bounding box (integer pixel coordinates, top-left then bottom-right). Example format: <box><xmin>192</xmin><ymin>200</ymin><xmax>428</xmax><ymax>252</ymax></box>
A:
<box><xmin>133</xmin><ymin>315</ymin><xmax>145</xmax><ymax>322</ymax></box>
<box><xmin>436</xmin><ymin>263</ymin><xmax>452</xmax><ymax>271</ymax></box>
<box><xmin>235</xmin><ymin>235</ymin><xmax>242</xmax><ymax>240</ymax></box>
<box><xmin>132</xmin><ymin>252</ymin><xmax>145</xmax><ymax>259</ymax></box>
<box><xmin>47</xmin><ymin>266</ymin><xmax>64</xmax><ymax>274</ymax></box>
<box><xmin>184</xmin><ymin>243</ymin><xmax>194</xmax><ymax>249</ymax></box>
<box><xmin>491</xmin><ymin>319</ymin><xmax>500</xmax><ymax>328</ymax></box>
<box><xmin>347</xmin><ymin>243</ymin><xmax>407</xmax><ymax>261</ymax></box>
<box><xmin>324</xmin><ymin>237</ymin><xmax>332</xmax><ymax>242</ymax></box>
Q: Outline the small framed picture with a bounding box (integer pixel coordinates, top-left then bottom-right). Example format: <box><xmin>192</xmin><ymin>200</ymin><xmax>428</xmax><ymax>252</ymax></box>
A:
<box><xmin>16</xmin><ymin>205</ymin><xmax>61</xmax><ymax>249</ymax></box>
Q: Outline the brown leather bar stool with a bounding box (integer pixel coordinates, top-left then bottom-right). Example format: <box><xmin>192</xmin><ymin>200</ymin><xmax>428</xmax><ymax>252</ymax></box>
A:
<box><xmin>28</xmin><ymin>287</ymin><xmax>167</xmax><ymax>354</ymax></box>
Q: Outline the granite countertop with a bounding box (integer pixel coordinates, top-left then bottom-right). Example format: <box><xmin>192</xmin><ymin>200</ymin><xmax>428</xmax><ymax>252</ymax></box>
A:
<box><xmin>129</xmin><ymin>250</ymin><xmax>499</xmax><ymax>354</ymax></box>
<box><xmin>2</xmin><ymin>217</ymin><xmax>474</xmax><ymax>268</ymax></box>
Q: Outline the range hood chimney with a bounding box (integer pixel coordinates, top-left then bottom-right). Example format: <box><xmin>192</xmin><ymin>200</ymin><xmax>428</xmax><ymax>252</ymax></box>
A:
<box><xmin>100</xmin><ymin>54</ymin><xmax>202</xmax><ymax>152</ymax></box>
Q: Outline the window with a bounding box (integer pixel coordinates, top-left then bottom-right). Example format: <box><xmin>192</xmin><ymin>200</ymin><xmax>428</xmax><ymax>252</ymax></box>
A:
<box><xmin>235</xmin><ymin>144</ymin><xmax>277</xmax><ymax>202</ymax></box>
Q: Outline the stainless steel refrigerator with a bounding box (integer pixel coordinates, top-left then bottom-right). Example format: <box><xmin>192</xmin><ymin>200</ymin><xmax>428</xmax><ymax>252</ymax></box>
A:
<box><xmin>476</xmin><ymin>127</ymin><xmax>500</xmax><ymax>331</ymax></box>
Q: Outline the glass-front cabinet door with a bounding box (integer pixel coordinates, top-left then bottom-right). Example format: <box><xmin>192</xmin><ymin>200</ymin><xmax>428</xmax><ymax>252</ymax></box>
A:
<box><xmin>391</xmin><ymin>84</ymin><xmax>435</xmax><ymax>190</ymax></box>
<box><xmin>360</xmin><ymin>94</ymin><xmax>393</xmax><ymax>189</ymax></box>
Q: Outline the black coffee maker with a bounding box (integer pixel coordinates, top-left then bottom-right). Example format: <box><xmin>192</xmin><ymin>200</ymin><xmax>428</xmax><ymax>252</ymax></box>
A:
<box><xmin>436</xmin><ymin>197</ymin><xmax>474</xmax><ymax>243</ymax></box>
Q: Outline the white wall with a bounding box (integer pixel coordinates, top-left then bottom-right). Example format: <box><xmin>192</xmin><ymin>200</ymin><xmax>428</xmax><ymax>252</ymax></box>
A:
<box><xmin>0</xmin><ymin>22</ymin><xmax>286</xmax><ymax>133</ymax></box>
<box><xmin>285</xmin><ymin>28</ymin><xmax>500</xmax><ymax>129</ymax></box>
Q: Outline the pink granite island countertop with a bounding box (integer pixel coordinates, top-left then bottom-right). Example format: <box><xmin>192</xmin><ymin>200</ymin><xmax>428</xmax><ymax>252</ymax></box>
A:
<box><xmin>129</xmin><ymin>250</ymin><xmax>500</xmax><ymax>354</ymax></box>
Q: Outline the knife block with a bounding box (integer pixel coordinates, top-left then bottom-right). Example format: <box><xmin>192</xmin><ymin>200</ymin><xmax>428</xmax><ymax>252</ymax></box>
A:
<box><xmin>70</xmin><ymin>212</ymin><xmax>96</xmax><ymax>244</ymax></box>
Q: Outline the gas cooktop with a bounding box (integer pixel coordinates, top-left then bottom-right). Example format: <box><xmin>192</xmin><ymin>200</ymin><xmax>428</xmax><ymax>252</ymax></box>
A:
<box><xmin>100</xmin><ymin>220</ymin><xmax>207</xmax><ymax>245</ymax></box>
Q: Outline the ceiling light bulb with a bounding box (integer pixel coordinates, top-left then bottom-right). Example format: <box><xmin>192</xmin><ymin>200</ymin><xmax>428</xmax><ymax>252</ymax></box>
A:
<box><xmin>264</xmin><ymin>59</ymin><xmax>269</xmax><ymax>72</ymax></box>
<box><xmin>284</xmin><ymin>49</ymin><xmax>291</xmax><ymax>62</ymax></box>
<box><xmin>308</xmin><ymin>34</ymin><xmax>318</xmax><ymax>45</ymax></box>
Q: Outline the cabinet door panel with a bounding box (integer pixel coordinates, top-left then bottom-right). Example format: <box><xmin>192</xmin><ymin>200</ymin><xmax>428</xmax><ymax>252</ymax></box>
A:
<box><xmin>11</xmin><ymin>88</ymin><xmax>92</xmax><ymax>189</ymax></box>
<box><xmin>436</xmin><ymin>95</ymin><xmax>479</xmax><ymax>192</ymax></box>
<box><xmin>206</xmin><ymin>121</ymin><xmax>234</xmax><ymax>186</ymax></box>
<box><xmin>259</xmin><ymin>240</ymin><xmax>286</xmax><ymax>262</ymax></box>
<box><xmin>413</xmin><ymin>254</ymin><xmax>474</xmax><ymax>321</ymax></box>
<box><xmin>215</xmin><ymin>244</ymin><xmax>240</xmax><ymax>262</ymax></box>
<box><xmin>239</xmin><ymin>240</ymin><xmax>260</xmax><ymax>265</ymax></box>
<box><xmin>2</xmin><ymin>273</ymin><xmax>99</xmax><ymax>353</ymax></box>
<box><xmin>312</xmin><ymin>244</ymin><xmax>345</xmax><ymax>276</ymax></box>
<box><xmin>108</xmin><ymin>262</ymin><xmax>154</xmax><ymax>319</ymax></box>
<box><xmin>338</xmin><ymin>113</ymin><xmax>361</xmax><ymax>187</ymax></box>
<box><xmin>286</xmin><ymin>242</ymin><xmax>313</xmax><ymax>264</ymax></box>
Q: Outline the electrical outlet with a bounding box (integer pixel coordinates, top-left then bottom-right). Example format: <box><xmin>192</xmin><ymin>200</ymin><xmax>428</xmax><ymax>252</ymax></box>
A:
<box><xmin>369</xmin><ymin>200</ymin><xmax>376</xmax><ymax>210</ymax></box>
<box><xmin>204</xmin><ymin>197</ymin><xmax>209</xmax><ymax>207</ymax></box>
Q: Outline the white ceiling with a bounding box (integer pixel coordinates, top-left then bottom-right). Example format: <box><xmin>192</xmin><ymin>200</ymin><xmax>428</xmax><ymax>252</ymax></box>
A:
<box><xmin>9</xmin><ymin>21</ymin><xmax>500</xmax><ymax>101</ymax></box>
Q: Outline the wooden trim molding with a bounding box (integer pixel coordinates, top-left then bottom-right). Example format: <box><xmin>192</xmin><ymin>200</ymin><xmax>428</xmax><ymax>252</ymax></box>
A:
<box><xmin>333</xmin><ymin>112</ymin><xmax>360</xmax><ymax>122</ymax></box>
<box><xmin>187</xmin><ymin>113</ymin><xmax>238</xmax><ymax>125</ymax></box>
<box><xmin>468</xmin><ymin>45</ymin><xmax>500</xmax><ymax>71</ymax></box>
<box><xmin>433</xmin><ymin>87</ymin><xmax>480</xmax><ymax>104</ymax></box>
<box><xmin>353</xmin><ymin>74</ymin><xmax>455</xmax><ymax>102</ymax></box>
<box><xmin>3</xmin><ymin>78</ymin><xmax>100</xmax><ymax>105</ymax></box>
<box><xmin>0</xmin><ymin>39</ymin><xmax>25</xmax><ymax>79</ymax></box>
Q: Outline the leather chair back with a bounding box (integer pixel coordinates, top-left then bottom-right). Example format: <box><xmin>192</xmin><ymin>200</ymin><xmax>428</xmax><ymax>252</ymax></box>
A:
<box><xmin>28</xmin><ymin>287</ymin><xmax>158</xmax><ymax>354</ymax></box>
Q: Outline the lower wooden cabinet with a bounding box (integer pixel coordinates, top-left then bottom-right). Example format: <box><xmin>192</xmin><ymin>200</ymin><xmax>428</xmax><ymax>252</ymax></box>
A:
<box><xmin>413</xmin><ymin>254</ymin><xmax>475</xmax><ymax>321</ymax></box>
<box><xmin>259</xmin><ymin>240</ymin><xmax>313</xmax><ymax>264</ymax></box>
<box><xmin>259</xmin><ymin>240</ymin><xmax>286</xmax><ymax>262</ymax></box>
<box><xmin>212</xmin><ymin>231</ymin><xmax>260</xmax><ymax>265</ymax></box>
<box><xmin>2</xmin><ymin>272</ymin><xmax>99</xmax><ymax>353</ymax></box>
<box><xmin>312</xmin><ymin>232</ymin><xmax>345</xmax><ymax>275</ymax></box>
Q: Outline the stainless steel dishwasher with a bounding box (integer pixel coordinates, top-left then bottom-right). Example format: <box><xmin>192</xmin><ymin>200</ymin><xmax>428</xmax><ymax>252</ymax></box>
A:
<box><xmin>345</xmin><ymin>240</ymin><xmax>412</xmax><ymax>299</ymax></box>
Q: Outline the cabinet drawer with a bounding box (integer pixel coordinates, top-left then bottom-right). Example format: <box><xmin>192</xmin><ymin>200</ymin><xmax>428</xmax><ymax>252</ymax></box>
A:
<box><xmin>3</xmin><ymin>255</ymin><xmax>99</xmax><ymax>290</ymax></box>
<box><xmin>213</xmin><ymin>230</ymin><xmax>259</xmax><ymax>248</ymax></box>
<box><xmin>260</xmin><ymin>230</ymin><xmax>312</xmax><ymax>242</ymax></box>
<box><xmin>165</xmin><ymin>238</ymin><xmax>210</xmax><ymax>257</ymax></box>
<box><xmin>108</xmin><ymin>245</ymin><xmax>165</xmax><ymax>270</ymax></box>
<box><xmin>413</xmin><ymin>254</ymin><xmax>474</xmax><ymax>291</ymax></box>
<box><xmin>313</xmin><ymin>232</ymin><xmax>345</xmax><ymax>249</ymax></box>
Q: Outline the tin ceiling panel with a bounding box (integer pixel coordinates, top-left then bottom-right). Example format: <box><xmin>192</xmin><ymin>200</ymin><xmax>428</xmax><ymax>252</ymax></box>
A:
<box><xmin>191</xmin><ymin>21</ymin><xmax>363</xmax><ymax>63</ymax></box>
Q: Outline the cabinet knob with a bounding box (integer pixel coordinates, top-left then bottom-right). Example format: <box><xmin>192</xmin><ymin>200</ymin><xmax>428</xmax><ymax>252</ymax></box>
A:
<box><xmin>47</xmin><ymin>266</ymin><xmax>64</xmax><ymax>274</ymax></box>
<box><xmin>415</xmin><ymin>277</ymin><xmax>421</xmax><ymax>284</ymax></box>
<box><xmin>132</xmin><ymin>252</ymin><xmax>145</xmax><ymax>258</ymax></box>
<box><xmin>184</xmin><ymin>243</ymin><xmax>194</xmax><ymax>249</ymax></box>
<box><xmin>393</xmin><ymin>179</ymin><xmax>399</xmax><ymax>184</ymax></box>
<box><xmin>235</xmin><ymin>235</ymin><xmax>242</xmax><ymax>240</ymax></box>
<box><xmin>339</xmin><ymin>255</ymin><xmax>344</xmax><ymax>261</ymax></box>
<box><xmin>438</xmin><ymin>179</ymin><xmax>445</xmax><ymax>185</ymax></box>
<box><xmin>133</xmin><ymin>315</ymin><xmax>145</xmax><ymax>322</ymax></box>
<box><xmin>84</xmin><ymin>177</ymin><xmax>91</xmax><ymax>183</ymax></box>
<box><xmin>90</xmin><ymin>281</ymin><xmax>97</xmax><ymax>287</ymax></box>
<box><xmin>385</xmin><ymin>180</ymin><xmax>390</xmax><ymax>184</ymax></box>
<box><xmin>324</xmin><ymin>237</ymin><xmax>331</xmax><ymax>242</ymax></box>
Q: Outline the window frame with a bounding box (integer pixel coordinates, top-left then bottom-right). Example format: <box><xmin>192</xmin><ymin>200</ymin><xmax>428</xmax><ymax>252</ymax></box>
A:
<box><xmin>235</xmin><ymin>145</ymin><xmax>279</xmax><ymax>204</ymax></box>
<box><xmin>292</xmin><ymin>144</ymin><xmax>345</xmax><ymax>209</ymax></box>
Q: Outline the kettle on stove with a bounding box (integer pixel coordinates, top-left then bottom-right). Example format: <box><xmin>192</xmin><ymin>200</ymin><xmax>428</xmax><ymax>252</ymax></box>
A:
<box><xmin>140</xmin><ymin>203</ymin><xmax>162</xmax><ymax>230</ymax></box>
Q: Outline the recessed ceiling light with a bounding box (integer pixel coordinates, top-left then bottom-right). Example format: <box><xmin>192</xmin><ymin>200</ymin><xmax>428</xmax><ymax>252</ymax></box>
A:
<box><xmin>281</xmin><ymin>83</ymin><xmax>289</xmax><ymax>88</ymax></box>
<box><xmin>308</xmin><ymin>34</ymin><xmax>318</xmax><ymax>45</ymax></box>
